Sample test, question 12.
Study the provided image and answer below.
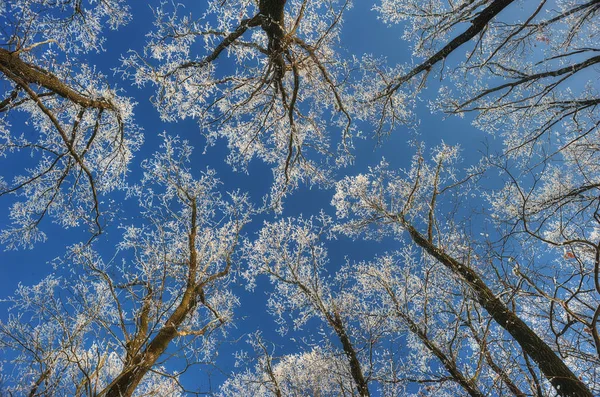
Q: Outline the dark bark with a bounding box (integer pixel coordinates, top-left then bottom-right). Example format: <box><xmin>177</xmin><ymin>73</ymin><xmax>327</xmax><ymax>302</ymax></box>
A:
<box><xmin>466</xmin><ymin>321</ymin><xmax>527</xmax><ymax>397</ymax></box>
<box><xmin>458</xmin><ymin>55</ymin><xmax>600</xmax><ymax>110</ymax></box>
<box><xmin>172</xmin><ymin>0</ymin><xmax>288</xmax><ymax>80</ymax></box>
<box><xmin>287</xmin><ymin>277</ymin><xmax>371</xmax><ymax>396</ymax></box>
<box><xmin>165</xmin><ymin>15</ymin><xmax>264</xmax><ymax>76</ymax></box>
<box><xmin>331</xmin><ymin>313</ymin><xmax>371</xmax><ymax>397</ymax></box>
<box><xmin>102</xmin><ymin>201</ymin><xmax>203</xmax><ymax>397</ymax></box>
<box><xmin>387</xmin><ymin>0</ymin><xmax>514</xmax><ymax>94</ymax></box>
<box><xmin>259</xmin><ymin>0</ymin><xmax>287</xmax><ymax>79</ymax></box>
<box><xmin>407</xmin><ymin>318</ymin><xmax>485</xmax><ymax>397</ymax></box>
<box><xmin>382</xmin><ymin>286</ymin><xmax>486</xmax><ymax>397</ymax></box>
<box><xmin>404</xmin><ymin>223</ymin><xmax>594</xmax><ymax>397</ymax></box>
<box><xmin>0</xmin><ymin>48</ymin><xmax>114</xmax><ymax>111</ymax></box>
<box><xmin>259</xmin><ymin>0</ymin><xmax>286</xmax><ymax>26</ymax></box>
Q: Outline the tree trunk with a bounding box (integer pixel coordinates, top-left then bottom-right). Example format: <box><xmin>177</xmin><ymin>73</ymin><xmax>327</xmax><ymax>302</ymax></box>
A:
<box><xmin>0</xmin><ymin>48</ymin><xmax>114</xmax><ymax>110</ymax></box>
<box><xmin>331</xmin><ymin>313</ymin><xmax>371</xmax><ymax>397</ymax></box>
<box><xmin>405</xmin><ymin>224</ymin><xmax>594</xmax><ymax>397</ymax></box>
<box><xmin>259</xmin><ymin>0</ymin><xmax>287</xmax><ymax>79</ymax></box>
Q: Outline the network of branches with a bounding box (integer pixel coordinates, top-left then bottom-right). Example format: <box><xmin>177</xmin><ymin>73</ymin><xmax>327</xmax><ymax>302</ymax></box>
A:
<box><xmin>0</xmin><ymin>0</ymin><xmax>598</xmax><ymax>396</ymax></box>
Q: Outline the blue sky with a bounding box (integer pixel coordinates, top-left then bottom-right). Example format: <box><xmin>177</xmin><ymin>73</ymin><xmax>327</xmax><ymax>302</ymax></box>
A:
<box><xmin>0</xmin><ymin>0</ymin><xmax>494</xmax><ymax>393</ymax></box>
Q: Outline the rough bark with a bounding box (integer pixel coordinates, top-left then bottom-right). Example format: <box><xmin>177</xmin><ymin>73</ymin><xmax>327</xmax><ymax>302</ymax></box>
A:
<box><xmin>404</xmin><ymin>223</ymin><xmax>594</xmax><ymax>397</ymax></box>
<box><xmin>331</xmin><ymin>313</ymin><xmax>371</xmax><ymax>397</ymax></box>
<box><xmin>0</xmin><ymin>48</ymin><xmax>115</xmax><ymax>110</ymax></box>
<box><xmin>259</xmin><ymin>0</ymin><xmax>287</xmax><ymax>78</ymax></box>
<box><xmin>387</xmin><ymin>0</ymin><xmax>514</xmax><ymax>93</ymax></box>
<box><xmin>103</xmin><ymin>296</ymin><xmax>198</xmax><ymax>397</ymax></box>
<box><xmin>102</xmin><ymin>201</ymin><xmax>204</xmax><ymax>397</ymax></box>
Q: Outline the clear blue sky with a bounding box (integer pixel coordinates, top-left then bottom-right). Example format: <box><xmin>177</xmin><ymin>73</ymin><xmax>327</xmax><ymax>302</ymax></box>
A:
<box><xmin>0</xmin><ymin>0</ymin><xmax>491</xmax><ymax>393</ymax></box>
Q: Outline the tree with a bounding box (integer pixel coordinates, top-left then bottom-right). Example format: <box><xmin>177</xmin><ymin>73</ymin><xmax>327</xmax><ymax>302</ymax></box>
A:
<box><xmin>371</xmin><ymin>0</ymin><xmax>599</xmax><ymax>151</ymax></box>
<box><xmin>219</xmin><ymin>334</ymin><xmax>356</xmax><ymax>397</ymax></box>
<box><xmin>120</xmin><ymin>0</ymin><xmax>356</xmax><ymax>206</ymax></box>
<box><xmin>243</xmin><ymin>216</ymin><xmax>373</xmax><ymax>396</ymax></box>
<box><xmin>0</xmin><ymin>136</ymin><xmax>250</xmax><ymax>396</ymax></box>
<box><xmin>332</xmin><ymin>144</ymin><xmax>598</xmax><ymax>396</ymax></box>
<box><xmin>1</xmin><ymin>0</ymin><xmax>599</xmax><ymax>396</ymax></box>
<box><xmin>350</xmin><ymin>252</ymin><xmax>518</xmax><ymax>397</ymax></box>
<box><xmin>352</xmin><ymin>1</ymin><xmax>600</xmax><ymax>394</ymax></box>
<box><xmin>231</xmin><ymin>210</ymin><xmax>565</xmax><ymax>396</ymax></box>
<box><xmin>0</xmin><ymin>0</ymin><xmax>140</xmax><ymax>248</ymax></box>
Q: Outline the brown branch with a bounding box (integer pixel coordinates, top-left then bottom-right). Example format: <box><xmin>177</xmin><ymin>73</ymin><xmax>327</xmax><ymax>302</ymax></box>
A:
<box><xmin>374</xmin><ymin>274</ymin><xmax>485</xmax><ymax>397</ymax></box>
<box><xmin>384</xmin><ymin>0</ymin><xmax>515</xmax><ymax>96</ymax></box>
<box><xmin>0</xmin><ymin>48</ymin><xmax>115</xmax><ymax>110</ymax></box>
<box><xmin>163</xmin><ymin>14</ymin><xmax>264</xmax><ymax>77</ymax></box>
<box><xmin>457</xmin><ymin>55</ymin><xmax>600</xmax><ymax>111</ymax></box>
<box><xmin>403</xmin><ymin>222</ymin><xmax>594</xmax><ymax>397</ymax></box>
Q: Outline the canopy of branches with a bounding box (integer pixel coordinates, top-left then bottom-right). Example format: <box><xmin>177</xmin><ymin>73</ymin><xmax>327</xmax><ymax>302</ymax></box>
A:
<box><xmin>0</xmin><ymin>0</ymin><xmax>598</xmax><ymax>396</ymax></box>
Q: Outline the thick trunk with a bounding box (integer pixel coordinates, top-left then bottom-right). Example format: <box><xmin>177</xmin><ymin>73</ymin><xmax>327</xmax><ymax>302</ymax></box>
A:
<box><xmin>259</xmin><ymin>0</ymin><xmax>287</xmax><ymax>78</ymax></box>
<box><xmin>259</xmin><ymin>0</ymin><xmax>286</xmax><ymax>26</ymax></box>
<box><xmin>103</xmin><ymin>292</ymin><xmax>198</xmax><ymax>397</ymax></box>
<box><xmin>331</xmin><ymin>313</ymin><xmax>371</xmax><ymax>397</ymax></box>
<box><xmin>0</xmin><ymin>48</ymin><xmax>114</xmax><ymax>110</ymax></box>
<box><xmin>405</xmin><ymin>224</ymin><xmax>593</xmax><ymax>397</ymax></box>
<box><xmin>103</xmin><ymin>203</ymin><xmax>201</xmax><ymax>397</ymax></box>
